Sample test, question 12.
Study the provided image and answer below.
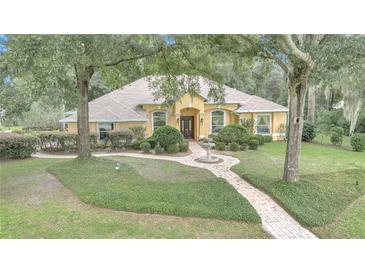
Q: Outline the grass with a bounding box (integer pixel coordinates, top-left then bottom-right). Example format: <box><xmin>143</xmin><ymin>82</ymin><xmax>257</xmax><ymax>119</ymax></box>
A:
<box><xmin>314</xmin><ymin>133</ymin><xmax>351</xmax><ymax>149</ymax></box>
<box><xmin>312</xmin><ymin>196</ymin><xmax>365</xmax><ymax>238</ymax></box>
<box><xmin>0</xmin><ymin>125</ymin><xmax>23</xmax><ymax>132</ymax></box>
<box><xmin>222</xmin><ymin>142</ymin><xmax>365</xmax><ymax>238</ymax></box>
<box><xmin>48</xmin><ymin>157</ymin><xmax>260</xmax><ymax>222</ymax></box>
<box><xmin>0</xmin><ymin>158</ymin><xmax>269</xmax><ymax>239</ymax></box>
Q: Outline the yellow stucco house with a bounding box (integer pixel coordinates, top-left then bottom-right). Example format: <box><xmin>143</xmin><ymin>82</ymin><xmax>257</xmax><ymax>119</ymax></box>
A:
<box><xmin>60</xmin><ymin>76</ymin><xmax>288</xmax><ymax>141</ymax></box>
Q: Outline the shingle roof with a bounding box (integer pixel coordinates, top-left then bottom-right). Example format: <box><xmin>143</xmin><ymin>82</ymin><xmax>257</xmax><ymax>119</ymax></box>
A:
<box><xmin>60</xmin><ymin>75</ymin><xmax>288</xmax><ymax>123</ymax></box>
<box><xmin>234</xmin><ymin>95</ymin><xmax>288</xmax><ymax>113</ymax></box>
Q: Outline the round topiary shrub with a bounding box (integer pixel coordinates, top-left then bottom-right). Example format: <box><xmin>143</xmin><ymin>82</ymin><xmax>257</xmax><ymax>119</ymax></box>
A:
<box><xmin>0</xmin><ymin>133</ymin><xmax>39</xmax><ymax>159</ymax></box>
<box><xmin>248</xmin><ymin>139</ymin><xmax>259</xmax><ymax>150</ymax></box>
<box><xmin>302</xmin><ymin>121</ymin><xmax>316</xmax><ymax>142</ymax></box>
<box><xmin>215</xmin><ymin>142</ymin><xmax>225</xmax><ymax>151</ymax></box>
<box><xmin>249</xmin><ymin>136</ymin><xmax>264</xmax><ymax>146</ymax></box>
<box><xmin>330</xmin><ymin>126</ymin><xmax>344</xmax><ymax>146</ymax></box>
<box><xmin>154</xmin><ymin>144</ymin><xmax>164</xmax><ymax>154</ymax></box>
<box><xmin>152</xmin><ymin>125</ymin><xmax>184</xmax><ymax>150</ymax></box>
<box><xmin>167</xmin><ymin>143</ymin><xmax>179</xmax><ymax>154</ymax></box>
<box><xmin>229</xmin><ymin>142</ymin><xmax>240</xmax><ymax>151</ymax></box>
<box><xmin>240</xmin><ymin>143</ymin><xmax>247</xmax><ymax>150</ymax></box>
<box><xmin>140</xmin><ymin>142</ymin><xmax>151</xmax><ymax>153</ymax></box>
<box><xmin>350</xmin><ymin>133</ymin><xmax>365</xmax><ymax>152</ymax></box>
<box><xmin>179</xmin><ymin>141</ymin><xmax>189</xmax><ymax>152</ymax></box>
<box><xmin>217</xmin><ymin>124</ymin><xmax>249</xmax><ymax>145</ymax></box>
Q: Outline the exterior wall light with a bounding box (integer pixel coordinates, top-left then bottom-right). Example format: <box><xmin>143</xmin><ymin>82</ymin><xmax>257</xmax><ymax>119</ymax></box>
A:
<box><xmin>199</xmin><ymin>113</ymin><xmax>204</xmax><ymax>124</ymax></box>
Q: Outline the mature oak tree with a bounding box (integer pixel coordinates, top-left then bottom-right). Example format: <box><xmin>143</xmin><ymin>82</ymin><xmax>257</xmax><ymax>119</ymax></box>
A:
<box><xmin>214</xmin><ymin>34</ymin><xmax>364</xmax><ymax>182</ymax></box>
<box><xmin>3</xmin><ymin>35</ymin><xmax>176</xmax><ymax>158</ymax></box>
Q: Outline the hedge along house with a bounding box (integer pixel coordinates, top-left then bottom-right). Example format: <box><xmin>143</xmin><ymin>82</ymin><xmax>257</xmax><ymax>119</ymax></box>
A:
<box><xmin>60</xmin><ymin>76</ymin><xmax>288</xmax><ymax>141</ymax></box>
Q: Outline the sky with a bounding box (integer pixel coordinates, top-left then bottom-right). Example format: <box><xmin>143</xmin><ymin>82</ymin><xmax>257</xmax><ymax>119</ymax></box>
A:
<box><xmin>0</xmin><ymin>34</ymin><xmax>8</xmax><ymax>53</ymax></box>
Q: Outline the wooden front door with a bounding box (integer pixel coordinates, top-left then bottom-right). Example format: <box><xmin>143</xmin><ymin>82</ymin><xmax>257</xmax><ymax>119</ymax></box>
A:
<box><xmin>180</xmin><ymin>116</ymin><xmax>194</xmax><ymax>139</ymax></box>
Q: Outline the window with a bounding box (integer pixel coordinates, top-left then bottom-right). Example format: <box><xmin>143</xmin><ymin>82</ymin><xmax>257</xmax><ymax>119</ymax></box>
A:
<box><xmin>99</xmin><ymin>123</ymin><xmax>114</xmax><ymax>140</ymax></box>
<box><xmin>152</xmin><ymin>111</ymin><xmax>166</xmax><ymax>132</ymax></box>
<box><xmin>256</xmin><ymin>115</ymin><xmax>271</xmax><ymax>134</ymax></box>
<box><xmin>211</xmin><ymin>110</ymin><xmax>225</xmax><ymax>134</ymax></box>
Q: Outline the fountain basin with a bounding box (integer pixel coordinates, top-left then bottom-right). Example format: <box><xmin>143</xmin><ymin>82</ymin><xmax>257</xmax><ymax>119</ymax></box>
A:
<box><xmin>195</xmin><ymin>155</ymin><xmax>223</xmax><ymax>164</ymax></box>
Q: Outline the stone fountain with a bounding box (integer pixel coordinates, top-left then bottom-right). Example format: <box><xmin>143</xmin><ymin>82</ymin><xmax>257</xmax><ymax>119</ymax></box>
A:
<box><xmin>196</xmin><ymin>138</ymin><xmax>222</xmax><ymax>164</ymax></box>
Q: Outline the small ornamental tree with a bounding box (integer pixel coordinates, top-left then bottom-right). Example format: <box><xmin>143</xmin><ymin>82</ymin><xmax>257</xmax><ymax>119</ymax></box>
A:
<box><xmin>129</xmin><ymin>126</ymin><xmax>146</xmax><ymax>140</ymax></box>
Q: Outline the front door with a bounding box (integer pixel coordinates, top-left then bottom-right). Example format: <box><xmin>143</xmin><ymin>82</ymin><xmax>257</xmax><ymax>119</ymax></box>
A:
<box><xmin>180</xmin><ymin>116</ymin><xmax>194</xmax><ymax>139</ymax></box>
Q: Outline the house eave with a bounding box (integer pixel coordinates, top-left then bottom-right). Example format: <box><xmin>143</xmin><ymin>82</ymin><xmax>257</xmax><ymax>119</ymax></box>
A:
<box><xmin>234</xmin><ymin>109</ymin><xmax>289</xmax><ymax>113</ymax></box>
<box><xmin>59</xmin><ymin>118</ymin><xmax>148</xmax><ymax>123</ymax></box>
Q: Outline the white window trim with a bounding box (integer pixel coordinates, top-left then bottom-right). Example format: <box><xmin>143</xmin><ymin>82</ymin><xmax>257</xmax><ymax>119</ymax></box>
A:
<box><xmin>152</xmin><ymin>110</ymin><xmax>167</xmax><ymax>132</ymax></box>
<box><xmin>256</xmin><ymin>114</ymin><xmax>271</xmax><ymax>135</ymax></box>
<box><xmin>210</xmin><ymin>109</ymin><xmax>225</xmax><ymax>134</ymax></box>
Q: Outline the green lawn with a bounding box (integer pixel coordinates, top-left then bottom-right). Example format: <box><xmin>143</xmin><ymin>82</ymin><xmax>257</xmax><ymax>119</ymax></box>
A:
<box><xmin>314</xmin><ymin>133</ymin><xmax>351</xmax><ymax>149</ymax></box>
<box><xmin>312</xmin><ymin>196</ymin><xmax>365</xmax><ymax>238</ymax></box>
<box><xmin>222</xmin><ymin>142</ymin><xmax>365</xmax><ymax>238</ymax></box>
<box><xmin>0</xmin><ymin>158</ymin><xmax>269</xmax><ymax>239</ymax></box>
<box><xmin>0</xmin><ymin>125</ymin><xmax>23</xmax><ymax>132</ymax></box>
<box><xmin>48</xmin><ymin>157</ymin><xmax>259</xmax><ymax>222</ymax></box>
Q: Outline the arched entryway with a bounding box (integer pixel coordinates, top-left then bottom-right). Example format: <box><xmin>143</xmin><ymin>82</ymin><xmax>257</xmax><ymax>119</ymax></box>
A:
<box><xmin>179</xmin><ymin>107</ymin><xmax>200</xmax><ymax>139</ymax></box>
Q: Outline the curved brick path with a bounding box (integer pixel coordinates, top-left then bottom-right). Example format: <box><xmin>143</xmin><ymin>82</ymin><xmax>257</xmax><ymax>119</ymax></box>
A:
<box><xmin>33</xmin><ymin>141</ymin><xmax>317</xmax><ymax>239</ymax></box>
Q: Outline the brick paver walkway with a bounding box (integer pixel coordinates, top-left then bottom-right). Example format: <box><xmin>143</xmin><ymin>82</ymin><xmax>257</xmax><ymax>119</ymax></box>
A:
<box><xmin>34</xmin><ymin>141</ymin><xmax>317</xmax><ymax>239</ymax></box>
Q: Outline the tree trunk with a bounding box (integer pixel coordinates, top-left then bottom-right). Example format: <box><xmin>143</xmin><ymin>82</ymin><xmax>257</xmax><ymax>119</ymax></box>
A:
<box><xmin>77</xmin><ymin>78</ymin><xmax>91</xmax><ymax>158</ymax></box>
<box><xmin>283</xmin><ymin>82</ymin><xmax>307</xmax><ymax>182</ymax></box>
<box><xmin>307</xmin><ymin>85</ymin><xmax>316</xmax><ymax>123</ymax></box>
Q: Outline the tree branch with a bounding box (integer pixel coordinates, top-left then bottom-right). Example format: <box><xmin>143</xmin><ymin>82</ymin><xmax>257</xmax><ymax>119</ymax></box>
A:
<box><xmin>103</xmin><ymin>47</ymin><xmax>165</xmax><ymax>67</ymax></box>
<box><xmin>281</xmin><ymin>35</ymin><xmax>314</xmax><ymax>69</ymax></box>
<box><xmin>240</xmin><ymin>35</ymin><xmax>290</xmax><ymax>74</ymax></box>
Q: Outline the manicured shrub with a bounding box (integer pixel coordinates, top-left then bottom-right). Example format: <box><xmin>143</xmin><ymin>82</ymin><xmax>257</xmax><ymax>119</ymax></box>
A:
<box><xmin>330</xmin><ymin>127</ymin><xmax>344</xmax><ymax>146</ymax></box>
<box><xmin>263</xmin><ymin>135</ymin><xmax>273</xmax><ymax>143</ymax></box>
<box><xmin>0</xmin><ymin>133</ymin><xmax>39</xmax><ymax>159</ymax></box>
<box><xmin>167</xmin><ymin>143</ymin><xmax>179</xmax><ymax>154</ymax></box>
<box><xmin>154</xmin><ymin>144</ymin><xmax>164</xmax><ymax>154</ymax></box>
<box><xmin>129</xmin><ymin>126</ymin><xmax>146</xmax><ymax>140</ymax></box>
<box><xmin>248</xmin><ymin>139</ymin><xmax>259</xmax><ymax>150</ymax></box>
<box><xmin>240</xmin><ymin>143</ymin><xmax>247</xmax><ymax>150</ymax></box>
<box><xmin>208</xmin><ymin>134</ymin><xmax>220</xmax><ymax>143</ymax></box>
<box><xmin>255</xmin><ymin>135</ymin><xmax>265</xmax><ymax>145</ymax></box>
<box><xmin>108</xmin><ymin>130</ymin><xmax>133</xmax><ymax>149</ymax></box>
<box><xmin>229</xmin><ymin>142</ymin><xmax>240</xmax><ymax>151</ymax></box>
<box><xmin>215</xmin><ymin>142</ymin><xmax>225</xmax><ymax>151</ymax></box>
<box><xmin>350</xmin><ymin>133</ymin><xmax>365</xmax><ymax>152</ymax></box>
<box><xmin>152</xmin><ymin>125</ymin><xmax>184</xmax><ymax>150</ymax></box>
<box><xmin>217</xmin><ymin>123</ymin><xmax>250</xmax><ymax>145</ymax></box>
<box><xmin>145</xmin><ymin>136</ymin><xmax>157</xmax><ymax>148</ymax></box>
<box><xmin>302</xmin><ymin>121</ymin><xmax>316</xmax><ymax>142</ymax></box>
<box><xmin>37</xmin><ymin>131</ymin><xmax>78</xmax><ymax>151</ymax></box>
<box><xmin>249</xmin><ymin>136</ymin><xmax>264</xmax><ymax>146</ymax></box>
<box><xmin>179</xmin><ymin>141</ymin><xmax>189</xmax><ymax>152</ymax></box>
<box><xmin>140</xmin><ymin>142</ymin><xmax>151</xmax><ymax>153</ymax></box>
